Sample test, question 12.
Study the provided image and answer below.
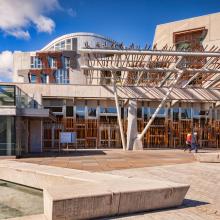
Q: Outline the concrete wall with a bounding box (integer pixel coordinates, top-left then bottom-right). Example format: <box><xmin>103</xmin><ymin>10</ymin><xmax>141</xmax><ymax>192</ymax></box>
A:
<box><xmin>13</xmin><ymin>52</ymin><xmax>32</xmax><ymax>82</ymax></box>
<box><xmin>153</xmin><ymin>12</ymin><xmax>220</xmax><ymax>49</ymax></box>
<box><xmin>7</xmin><ymin>83</ymin><xmax>220</xmax><ymax>103</ymax></box>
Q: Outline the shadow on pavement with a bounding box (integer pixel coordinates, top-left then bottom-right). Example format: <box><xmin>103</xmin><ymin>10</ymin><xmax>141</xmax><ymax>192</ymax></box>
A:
<box><xmin>19</xmin><ymin>150</ymin><xmax>107</xmax><ymax>158</ymax></box>
<box><xmin>103</xmin><ymin>199</ymin><xmax>209</xmax><ymax>219</ymax></box>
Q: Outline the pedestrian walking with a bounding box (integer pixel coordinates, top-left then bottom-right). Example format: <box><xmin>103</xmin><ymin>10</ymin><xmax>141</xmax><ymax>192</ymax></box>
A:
<box><xmin>184</xmin><ymin>132</ymin><xmax>192</xmax><ymax>152</ymax></box>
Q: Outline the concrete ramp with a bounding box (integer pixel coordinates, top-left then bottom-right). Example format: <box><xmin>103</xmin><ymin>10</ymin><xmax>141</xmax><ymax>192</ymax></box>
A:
<box><xmin>0</xmin><ymin>160</ymin><xmax>189</xmax><ymax>220</ymax></box>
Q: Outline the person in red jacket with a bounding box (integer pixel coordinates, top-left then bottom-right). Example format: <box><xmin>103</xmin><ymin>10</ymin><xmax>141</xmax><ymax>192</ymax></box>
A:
<box><xmin>184</xmin><ymin>132</ymin><xmax>192</xmax><ymax>152</ymax></box>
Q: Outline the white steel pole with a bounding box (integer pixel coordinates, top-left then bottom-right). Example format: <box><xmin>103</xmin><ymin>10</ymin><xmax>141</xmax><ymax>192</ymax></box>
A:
<box><xmin>79</xmin><ymin>48</ymin><xmax>220</xmax><ymax>57</ymax></box>
<box><xmin>112</xmin><ymin>72</ymin><xmax>126</xmax><ymax>150</ymax></box>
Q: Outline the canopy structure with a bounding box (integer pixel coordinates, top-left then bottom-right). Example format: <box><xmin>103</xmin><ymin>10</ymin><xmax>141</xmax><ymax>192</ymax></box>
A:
<box><xmin>79</xmin><ymin>45</ymin><xmax>220</xmax><ymax>150</ymax></box>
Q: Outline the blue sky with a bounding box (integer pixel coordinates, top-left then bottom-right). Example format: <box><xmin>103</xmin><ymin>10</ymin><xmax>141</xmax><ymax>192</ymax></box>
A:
<box><xmin>1</xmin><ymin>0</ymin><xmax>220</xmax><ymax>51</ymax></box>
<box><xmin>0</xmin><ymin>0</ymin><xmax>220</xmax><ymax>81</ymax></box>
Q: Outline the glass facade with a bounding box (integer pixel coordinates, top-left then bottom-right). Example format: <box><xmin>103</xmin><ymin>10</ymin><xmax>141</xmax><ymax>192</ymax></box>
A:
<box><xmin>0</xmin><ymin>85</ymin><xmax>44</xmax><ymax>156</ymax></box>
<box><xmin>0</xmin><ymin>116</ymin><xmax>15</xmax><ymax>156</ymax></box>
<box><xmin>0</xmin><ymin>85</ymin><xmax>15</xmax><ymax>106</ymax></box>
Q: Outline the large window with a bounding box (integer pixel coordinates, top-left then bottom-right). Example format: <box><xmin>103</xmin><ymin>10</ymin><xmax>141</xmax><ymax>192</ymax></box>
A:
<box><xmin>100</xmin><ymin>107</ymin><xmax>117</xmax><ymax>114</ymax></box>
<box><xmin>181</xmin><ymin>108</ymin><xmax>191</xmax><ymax>119</ymax></box>
<box><xmin>30</xmin><ymin>56</ymin><xmax>42</xmax><ymax>69</ymax></box>
<box><xmin>48</xmin><ymin>57</ymin><xmax>56</xmax><ymax>68</ymax></box>
<box><xmin>88</xmin><ymin>107</ymin><xmax>96</xmax><ymax>118</ymax></box>
<box><xmin>150</xmin><ymin>108</ymin><xmax>166</xmax><ymax>116</ymax></box>
<box><xmin>173</xmin><ymin>108</ymin><xmax>179</xmax><ymax>121</ymax></box>
<box><xmin>76</xmin><ymin>106</ymin><xmax>85</xmax><ymax>119</ymax></box>
<box><xmin>54</xmin><ymin>38</ymin><xmax>73</xmax><ymax>51</ymax></box>
<box><xmin>63</xmin><ymin>57</ymin><xmax>70</xmax><ymax>68</ymax></box>
<box><xmin>53</xmin><ymin>57</ymin><xmax>70</xmax><ymax>84</ymax></box>
<box><xmin>54</xmin><ymin>69</ymin><xmax>69</xmax><ymax>84</ymax></box>
<box><xmin>193</xmin><ymin>109</ymin><xmax>209</xmax><ymax>118</ymax></box>
<box><xmin>144</xmin><ymin>107</ymin><xmax>148</xmax><ymax>120</ymax></box>
<box><xmin>66</xmin><ymin>106</ymin><xmax>74</xmax><ymax>117</ymax></box>
<box><xmin>0</xmin><ymin>116</ymin><xmax>15</xmax><ymax>156</ymax></box>
<box><xmin>137</xmin><ymin>108</ymin><xmax>142</xmax><ymax>118</ymax></box>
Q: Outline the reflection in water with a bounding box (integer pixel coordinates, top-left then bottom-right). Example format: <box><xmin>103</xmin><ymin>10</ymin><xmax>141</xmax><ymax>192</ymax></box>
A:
<box><xmin>0</xmin><ymin>180</ymin><xmax>43</xmax><ymax>219</ymax></box>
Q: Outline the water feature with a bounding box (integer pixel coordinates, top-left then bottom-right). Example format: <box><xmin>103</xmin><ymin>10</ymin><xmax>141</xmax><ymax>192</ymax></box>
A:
<box><xmin>0</xmin><ymin>180</ymin><xmax>43</xmax><ymax>219</ymax></box>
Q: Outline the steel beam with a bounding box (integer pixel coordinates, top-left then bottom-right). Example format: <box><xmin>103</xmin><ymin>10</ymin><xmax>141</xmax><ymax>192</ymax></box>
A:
<box><xmin>81</xmin><ymin>65</ymin><xmax>220</xmax><ymax>74</ymax></box>
<box><xmin>112</xmin><ymin>72</ymin><xmax>126</xmax><ymax>150</ymax></box>
<box><xmin>79</xmin><ymin>48</ymin><xmax>220</xmax><ymax>57</ymax></box>
<box><xmin>137</xmin><ymin>70</ymin><xmax>184</xmax><ymax>141</ymax></box>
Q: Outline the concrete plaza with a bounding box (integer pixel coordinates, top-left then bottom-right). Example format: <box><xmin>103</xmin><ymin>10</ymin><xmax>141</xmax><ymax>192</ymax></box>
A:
<box><xmin>14</xmin><ymin>149</ymin><xmax>220</xmax><ymax>219</ymax></box>
<box><xmin>17</xmin><ymin>149</ymin><xmax>195</xmax><ymax>172</ymax></box>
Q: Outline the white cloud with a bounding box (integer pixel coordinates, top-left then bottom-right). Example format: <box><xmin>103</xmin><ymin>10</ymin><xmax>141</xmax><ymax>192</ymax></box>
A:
<box><xmin>0</xmin><ymin>0</ymin><xmax>59</xmax><ymax>39</ymax></box>
<box><xmin>0</xmin><ymin>51</ymin><xmax>13</xmax><ymax>82</ymax></box>
<box><xmin>34</xmin><ymin>15</ymin><xmax>55</xmax><ymax>34</ymax></box>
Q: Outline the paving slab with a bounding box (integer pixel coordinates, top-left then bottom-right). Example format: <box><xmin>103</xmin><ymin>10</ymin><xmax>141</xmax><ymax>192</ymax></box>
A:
<box><xmin>106</xmin><ymin>162</ymin><xmax>220</xmax><ymax>220</ymax></box>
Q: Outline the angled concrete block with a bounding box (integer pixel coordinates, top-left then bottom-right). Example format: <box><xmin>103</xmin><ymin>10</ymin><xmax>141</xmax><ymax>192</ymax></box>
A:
<box><xmin>195</xmin><ymin>152</ymin><xmax>220</xmax><ymax>163</ymax></box>
<box><xmin>0</xmin><ymin>161</ymin><xmax>189</xmax><ymax>220</ymax></box>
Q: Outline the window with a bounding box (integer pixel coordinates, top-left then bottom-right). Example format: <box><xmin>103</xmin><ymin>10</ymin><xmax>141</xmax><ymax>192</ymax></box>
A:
<box><xmin>76</xmin><ymin>106</ymin><xmax>85</xmax><ymax>119</ymax></box>
<box><xmin>41</xmin><ymin>74</ymin><xmax>48</xmax><ymax>84</ymax></box>
<box><xmin>181</xmin><ymin>108</ymin><xmax>191</xmax><ymax>119</ymax></box>
<box><xmin>54</xmin><ymin>69</ymin><xmax>69</xmax><ymax>84</ymax></box>
<box><xmin>150</xmin><ymin>108</ymin><xmax>165</xmax><ymax>116</ymax></box>
<box><xmin>0</xmin><ymin>116</ymin><xmax>15</xmax><ymax>156</ymax></box>
<box><xmin>100</xmin><ymin>107</ymin><xmax>117</xmax><ymax>114</ymax></box>
<box><xmin>30</xmin><ymin>74</ymin><xmax>37</xmax><ymax>83</ymax></box>
<box><xmin>173</xmin><ymin>108</ymin><xmax>179</xmax><ymax>121</ymax></box>
<box><xmin>54</xmin><ymin>43</ymin><xmax>60</xmax><ymax>51</ymax></box>
<box><xmin>30</xmin><ymin>56</ymin><xmax>42</xmax><ymax>69</ymax></box>
<box><xmin>64</xmin><ymin>57</ymin><xmax>70</xmax><ymax>68</ymax></box>
<box><xmin>88</xmin><ymin>107</ymin><xmax>96</xmax><ymax>118</ymax></box>
<box><xmin>66</xmin><ymin>106</ymin><xmax>74</xmax><ymax>117</ymax></box>
<box><xmin>144</xmin><ymin>107</ymin><xmax>148</xmax><ymax>120</ymax></box>
<box><xmin>66</xmin><ymin>39</ymin><xmax>71</xmax><ymax>50</ymax></box>
<box><xmin>60</xmin><ymin>41</ymin><xmax>65</xmax><ymax>50</ymax></box>
<box><xmin>48</xmin><ymin>57</ymin><xmax>56</xmax><ymax>68</ymax></box>
<box><xmin>137</xmin><ymin>108</ymin><xmax>142</xmax><ymax>118</ymax></box>
<box><xmin>193</xmin><ymin>109</ymin><xmax>209</xmax><ymax>118</ymax></box>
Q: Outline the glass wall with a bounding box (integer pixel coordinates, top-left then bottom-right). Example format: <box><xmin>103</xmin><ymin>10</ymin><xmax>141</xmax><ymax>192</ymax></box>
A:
<box><xmin>0</xmin><ymin>85</ymin><xmax>15</xmax><ymax>106</ymax></box>
<box><xmin>0</xmin><ymin>116</ymin><xmax>15</xmax><ymax>156</ymax></box>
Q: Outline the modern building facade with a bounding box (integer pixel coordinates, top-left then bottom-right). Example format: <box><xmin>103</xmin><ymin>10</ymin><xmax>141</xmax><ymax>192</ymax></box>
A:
<box><xmin>1</xmin><ymin>13</ymin><xmax>220</xmax><ymax>156</ymax></box>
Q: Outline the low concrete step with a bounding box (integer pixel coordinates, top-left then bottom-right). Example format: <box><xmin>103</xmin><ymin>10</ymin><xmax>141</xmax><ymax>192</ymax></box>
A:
<box><xmin>0</xmin><ymin>160</ymin><xmax>189</xmax><ymax>220</ymax></box>
<box><xmin>195</xmin><ymin>152</ymin><xmax>220</xmax><ymax>163</ymax></box>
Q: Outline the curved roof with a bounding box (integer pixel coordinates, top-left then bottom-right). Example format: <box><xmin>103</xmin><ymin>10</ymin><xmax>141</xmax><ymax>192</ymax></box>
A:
<box><xmin>41</xmin><ymin>32</ymin><xmax>117</xmax><ymax>51</ymax></box>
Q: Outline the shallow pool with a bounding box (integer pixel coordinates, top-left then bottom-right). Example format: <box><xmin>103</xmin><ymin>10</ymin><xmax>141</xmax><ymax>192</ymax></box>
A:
<box><xmin>0</xmin><ymin>180</ymin><xmax>43</xmax><ymax>219</ymax></box>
